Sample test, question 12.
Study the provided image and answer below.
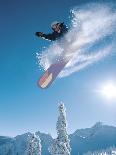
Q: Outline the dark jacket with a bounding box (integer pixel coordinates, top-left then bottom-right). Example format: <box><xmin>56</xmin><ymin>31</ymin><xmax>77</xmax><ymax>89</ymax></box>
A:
<box><xmin>36</xmin><ymin>23</ymin><xmax>68</xmax><ymax>41</ymax></box>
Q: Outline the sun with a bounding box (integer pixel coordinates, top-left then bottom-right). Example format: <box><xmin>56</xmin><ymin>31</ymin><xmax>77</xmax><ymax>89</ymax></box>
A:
<box><xmin>100</xmin><ymin>83</ymin><xmax>116</xmax><ymax>99</ymax></box>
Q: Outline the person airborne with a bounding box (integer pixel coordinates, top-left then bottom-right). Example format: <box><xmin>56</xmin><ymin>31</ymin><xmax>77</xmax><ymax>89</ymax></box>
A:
<box><xmin>35</xmin><ymin>21</ymin><xmax>68</xmax><ymax>41</ymax></box>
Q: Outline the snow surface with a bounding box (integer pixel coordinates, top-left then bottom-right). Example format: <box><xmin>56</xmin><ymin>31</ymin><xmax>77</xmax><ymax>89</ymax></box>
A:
<box><xmin>0</xmin><ymin>123</ymin><xmax>116</xmax><ymax>154</ymax></box>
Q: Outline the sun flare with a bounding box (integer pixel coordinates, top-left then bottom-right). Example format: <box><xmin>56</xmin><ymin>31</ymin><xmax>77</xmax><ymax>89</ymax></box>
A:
<box><xmin>100</xmin><ymin>83</ymin><xmax>116</xmax><ymax>99</ymax></box>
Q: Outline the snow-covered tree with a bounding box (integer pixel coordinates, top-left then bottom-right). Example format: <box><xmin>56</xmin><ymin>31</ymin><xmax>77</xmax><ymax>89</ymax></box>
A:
<box><xmin>49</xmin><ymin>103</ymin><xmax>71</xmax><ymax>155</ymax></box>
<box><xmin>26</xmin><ymin>134</ymin><xmax>41</xmax><ymax>155</ymax></box>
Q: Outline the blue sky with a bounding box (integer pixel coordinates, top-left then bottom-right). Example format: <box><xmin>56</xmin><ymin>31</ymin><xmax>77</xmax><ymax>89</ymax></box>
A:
<box><xmin>0</xmin><ymin>0</ymin><xmax>116</xmax><ymax>137</ymax></box>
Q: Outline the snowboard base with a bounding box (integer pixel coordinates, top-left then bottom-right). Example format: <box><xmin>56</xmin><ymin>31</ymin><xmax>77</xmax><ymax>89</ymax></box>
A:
<box><xmin>38</xmin><ymin>59</ymin><xmax>68</xmax><ymax>89</ymax></box>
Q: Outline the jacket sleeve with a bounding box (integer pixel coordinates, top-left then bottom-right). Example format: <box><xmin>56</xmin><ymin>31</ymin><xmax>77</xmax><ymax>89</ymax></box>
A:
<box><xmin>35</xmin><ymin>32</ymin><xmax>56</xmax><ymax>41</ymax></box>
<box><xmin>42</xmin><ymin>33</ymin><xmax>57</xmax><ymax>41</ymax></box>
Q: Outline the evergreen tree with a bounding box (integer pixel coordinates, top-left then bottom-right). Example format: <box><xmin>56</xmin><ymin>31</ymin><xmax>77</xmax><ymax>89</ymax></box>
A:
<box><xmin>26</xmin><ymin>134</ymin><xmax>41</xmax><ymax>155</ymax></box>
<box><xmin>49</xmin><ymin>103</ymin><xmax>71</xmax><ymax>155</ymax></box>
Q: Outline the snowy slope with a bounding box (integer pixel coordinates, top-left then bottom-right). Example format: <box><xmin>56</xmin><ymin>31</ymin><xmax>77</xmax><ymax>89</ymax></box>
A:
<box><xmin>0</xmin><ymin>136</ymin><xmax>12</xmax><ymax>145</ymax></box>
<box><xmin>70</xmin><ymin>122</ymin><xmax>116</xmax><ymax>154</ymax></box>
<box><xmin>0</xmin><ymin>132</ymin><xmax>53</xmax><ymax>155</ymax></box>
<box><xmin>0</xmin><ymin>123</ymin><xmax>116</xmax><ymax>155</ymax></box>
<box><xmin>35</xmin><ymin>131</ymin><xmax>53</xmax><ymax>155</ymax></box>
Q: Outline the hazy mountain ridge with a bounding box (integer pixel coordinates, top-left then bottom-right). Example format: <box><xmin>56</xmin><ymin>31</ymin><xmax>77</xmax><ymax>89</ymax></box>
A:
<box><xmin>70</xmin><ymin>122</ymin><xmax>116</xmax><ymax>154</ymax></box>
<box><xmin>0</xmin><ymin>123</ymin><xmax>116</xmax><ymax>155</ymax></box>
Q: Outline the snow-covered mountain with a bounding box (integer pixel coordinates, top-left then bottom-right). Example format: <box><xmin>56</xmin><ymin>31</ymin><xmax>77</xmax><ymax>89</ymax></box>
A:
<box><xmin>0</xmin><ymin>122</ymin><xmax>116</xmax><ymax>155</ymax></box>
<box><xmin>70</xmin><ymin>122</ymin><xmax>116</xmax><ymax>154</ymax></box>
<box><xmin>35</xmin><ymin>131</ymin><xmax>53</xmax><ymax>155</ymax></box>
<box><xmin>0</xmin><ymin>132</ymin><xmax>53</xmax><ymax>155</ymax></box>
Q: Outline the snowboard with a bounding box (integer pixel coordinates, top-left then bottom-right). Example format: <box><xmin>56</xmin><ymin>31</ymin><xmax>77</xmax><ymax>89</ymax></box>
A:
<box><xmin>38</xmin><ymin>59</ymin><xmax>69</xmax><ymax>89</ymax></box>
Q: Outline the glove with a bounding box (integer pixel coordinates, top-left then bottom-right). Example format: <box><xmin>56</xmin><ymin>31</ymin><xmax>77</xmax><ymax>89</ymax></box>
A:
<box><xmin>35</xmin><ymin>32</ymin><xmax>44</xmax><ymax>37</ymax></box>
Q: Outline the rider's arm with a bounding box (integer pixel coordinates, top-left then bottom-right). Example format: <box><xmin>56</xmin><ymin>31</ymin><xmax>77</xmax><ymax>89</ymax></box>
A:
<box><xmin>35</xmin><ymin>32</ymin><xmax>57</xmax><ymax>41</ymax></box>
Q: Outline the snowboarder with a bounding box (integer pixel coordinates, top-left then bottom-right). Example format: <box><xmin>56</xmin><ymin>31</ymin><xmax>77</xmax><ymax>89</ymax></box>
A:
<box><xmin>35</xmin><ymin>21</ymin><xmax>68</xmax><ymax>41</ymax></box>
<box><xmin>36</xmin><ymin>22</ymin><xmax>68</xmax><ymax>88</ymax></box>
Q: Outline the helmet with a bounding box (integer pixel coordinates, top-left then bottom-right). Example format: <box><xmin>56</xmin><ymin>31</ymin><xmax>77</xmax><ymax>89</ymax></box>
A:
<box><xmin>51</xmin><ymin>21</ymin><xmax>60</xmax><ymax>29</ymax></box>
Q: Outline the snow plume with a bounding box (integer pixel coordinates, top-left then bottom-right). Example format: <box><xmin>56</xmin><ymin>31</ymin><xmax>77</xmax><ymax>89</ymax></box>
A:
<box><xmin>37</xmin><ymin>2</ymin><xmax>116</xmax><ymax>78</ymax></box>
